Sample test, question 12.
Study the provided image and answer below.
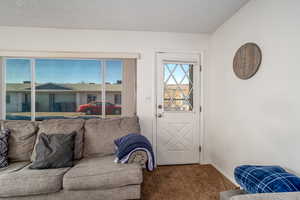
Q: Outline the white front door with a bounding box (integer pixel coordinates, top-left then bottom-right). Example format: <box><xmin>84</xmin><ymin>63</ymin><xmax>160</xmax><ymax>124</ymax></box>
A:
<box><xmin>156</xmin><ymin>53</ymin><xmax>201</xmax><ymax>165</ymax></box>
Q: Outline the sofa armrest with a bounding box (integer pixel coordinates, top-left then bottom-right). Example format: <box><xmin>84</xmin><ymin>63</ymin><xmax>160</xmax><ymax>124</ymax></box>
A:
<box><xmin>231</xmin><ymin>192</ymin><xmax>300</xmax><ymax>200</ymax></box>
<box><xmin>127</xmin><ymin>150</ymin><xmax>148</xmax><ymax>167</ymax></box>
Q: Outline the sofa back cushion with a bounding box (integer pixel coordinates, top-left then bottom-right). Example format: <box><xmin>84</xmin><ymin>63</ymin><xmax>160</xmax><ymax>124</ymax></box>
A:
<box><xmin>2</xmin><ymin>120</ymin><xmax>38</xmax><ymax>162</ymax></box>
<box><xmin>84</xmin><ymin>116</ymin><xmax>140</xmax><ymax>157</ymax></box>
<box><xmin>31</xmin><ymin>119</ymin><xmax>85</xmax><ymax>161</ymax></box>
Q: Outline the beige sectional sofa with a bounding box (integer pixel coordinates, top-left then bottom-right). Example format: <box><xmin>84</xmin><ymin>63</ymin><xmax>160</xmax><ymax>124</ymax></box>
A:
<box><xmin>0</xmin><ymin>117</ymin><xmax>143</xmax><ymax>200</ymax></box>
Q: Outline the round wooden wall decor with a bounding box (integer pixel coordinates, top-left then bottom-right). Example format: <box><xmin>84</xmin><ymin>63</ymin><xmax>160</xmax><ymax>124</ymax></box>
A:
<box><xmin>233</xmin><ymin>43</ymin><xmax>262</xmax><ymax>80</ymax></box>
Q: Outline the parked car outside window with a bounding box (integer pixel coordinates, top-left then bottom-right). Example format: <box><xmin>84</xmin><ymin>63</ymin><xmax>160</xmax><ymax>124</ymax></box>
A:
<box><xmin>77</xmin><ymin>101</ymin><xmax>121</xmax><ymax>115</ymax></box>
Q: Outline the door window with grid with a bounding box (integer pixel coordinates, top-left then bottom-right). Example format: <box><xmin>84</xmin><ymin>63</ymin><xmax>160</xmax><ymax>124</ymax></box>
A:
<box><xmin>163</xmin><ymin>63</ymin><xmax>194</xmax><ymax>112</ymax></box>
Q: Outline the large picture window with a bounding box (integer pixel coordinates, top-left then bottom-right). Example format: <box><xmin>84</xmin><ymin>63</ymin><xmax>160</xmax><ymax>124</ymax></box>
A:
<box><xmin>4</xmin><ymin>58</ymin><xmax>135</xmax><ymax>121</ymax></box>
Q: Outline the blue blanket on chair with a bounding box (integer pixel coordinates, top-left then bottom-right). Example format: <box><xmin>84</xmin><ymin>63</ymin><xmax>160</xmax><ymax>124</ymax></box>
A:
<box><xmin>114</xmin><ymin>133</ymin><xmax>155</xmax><ymax>171</ymax></box>
<box><xmin>234</xmin><ymin>165</ymin><xmax>300</xmax><ymax>194</ymax></box>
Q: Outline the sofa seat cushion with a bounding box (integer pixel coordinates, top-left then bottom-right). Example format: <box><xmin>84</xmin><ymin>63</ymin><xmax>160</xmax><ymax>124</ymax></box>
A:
<box><xmin>63</xmin><ymin>156</ymin><xmax>142</xmax><ymax>191</ymax></box>
<box><xmin>0</xmin><ymin>162</ymin><xmax>29</xmax><ymax>174</ymax></box>
<box><xmin>0</xmin><ymin>164</ymin><xmax>70</xmax><ymax>197</ymax></box>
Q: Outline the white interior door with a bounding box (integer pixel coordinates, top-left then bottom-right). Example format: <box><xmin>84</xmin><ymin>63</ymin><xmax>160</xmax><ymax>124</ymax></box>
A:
<box><xmin>156</xmin><ymin>53</ymin><xmax>201</xmax><ymax>165</ymax></box>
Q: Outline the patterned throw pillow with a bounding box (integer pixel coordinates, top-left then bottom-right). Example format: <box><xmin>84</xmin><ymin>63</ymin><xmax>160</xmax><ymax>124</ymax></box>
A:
<box><xmin>0</xmin><ymin>129</ymin><xmax>10</xmax><ymax>168</ymax></box>
<box><xmin>235</xmin><ymin>165</ymin><xmax>300</xmax><ymax>194</ymax></box>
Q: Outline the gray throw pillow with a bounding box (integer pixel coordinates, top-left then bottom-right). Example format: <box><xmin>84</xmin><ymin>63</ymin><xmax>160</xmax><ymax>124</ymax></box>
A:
<box><xmin>0</xmin><ymin>129</ymin><xmax>10</xmax><ymax>168</ymax></box>
<box><xmin>30</xmin><ymin>132</ymin><xmax>75</xmax><ymax>169</ymax></box>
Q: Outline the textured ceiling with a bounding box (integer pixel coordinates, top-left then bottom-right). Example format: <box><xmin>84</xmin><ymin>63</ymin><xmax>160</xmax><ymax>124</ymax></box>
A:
<box><xmin>0</xmin><ymin>0</ymin><xmax>249</xmax><ymax>33</ymax></box>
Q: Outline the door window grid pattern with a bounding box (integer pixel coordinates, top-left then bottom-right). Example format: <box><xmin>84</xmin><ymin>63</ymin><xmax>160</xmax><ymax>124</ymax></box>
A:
<box><xmin>163</xmin><ymin>63</ymin><xmax>194</xmax><ymax>111</ymax></box>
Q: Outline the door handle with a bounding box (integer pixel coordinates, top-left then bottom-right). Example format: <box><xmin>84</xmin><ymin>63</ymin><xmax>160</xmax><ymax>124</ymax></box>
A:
<box><xmin>157</xmin><ymin>114</ymin><xmax>163</xmax><ymax>118</ymax></box>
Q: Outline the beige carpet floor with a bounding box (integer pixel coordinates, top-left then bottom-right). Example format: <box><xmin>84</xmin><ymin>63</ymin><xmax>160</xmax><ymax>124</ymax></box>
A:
<box><xmin>142</xmin><ymin>164</ymin><xmax>238</xmax><ymax>200</ymax></box>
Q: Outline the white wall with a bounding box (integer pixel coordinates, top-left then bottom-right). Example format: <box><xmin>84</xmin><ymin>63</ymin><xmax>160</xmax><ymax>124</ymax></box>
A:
<box><xmin>207</xmin><ymin>0</ymin><xmax>300</xmax><ymax>183</ymax></box>
<box><xmin>0</xmin><ymin>27</ymin><xmax>209</xmax><ymax>144</ymax></box>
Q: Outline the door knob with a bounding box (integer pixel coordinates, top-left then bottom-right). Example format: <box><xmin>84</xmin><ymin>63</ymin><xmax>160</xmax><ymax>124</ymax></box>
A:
<box><xmin>157</xmin><ymin>114</ymin><xmax>163</xmax><ymax>118</ymax></box>
<box><xmin>158</xmin><ymin>105</ymin><xmax>162</xmax><ymax>109</ymax></box>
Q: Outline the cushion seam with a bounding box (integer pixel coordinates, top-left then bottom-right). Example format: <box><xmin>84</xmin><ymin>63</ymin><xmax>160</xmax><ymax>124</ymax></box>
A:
<box><xmin>0</xmin><ymin>188</ymin><xmax>61</xmax><ymax>198</ymax></box>
<box><xmin>64</xmin><ymin>168</ymin><xmax>140</xmax><ymax>179</ymax></box>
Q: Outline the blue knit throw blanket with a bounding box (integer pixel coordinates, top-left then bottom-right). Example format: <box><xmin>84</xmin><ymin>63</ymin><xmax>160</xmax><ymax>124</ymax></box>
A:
<box><xmin>114</xmin><ymin>133</ymin><xmax>155</xmax><ymax>171</ymax></box>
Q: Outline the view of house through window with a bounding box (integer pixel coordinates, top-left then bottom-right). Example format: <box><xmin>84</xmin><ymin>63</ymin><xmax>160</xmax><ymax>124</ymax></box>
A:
<box><xmin>35</xmin><ymin>59</ymin><xmax>103</xmax><ymax>120</ymax></box>
<box><xmin>6</xmin><ymin>59</ymin><xmax>32</xmax><ymax>120</ymax></box>
<box><xmin>5</xmin><ymin>58</ymin><xmax>126</xmax><ymax>120</ymax></box>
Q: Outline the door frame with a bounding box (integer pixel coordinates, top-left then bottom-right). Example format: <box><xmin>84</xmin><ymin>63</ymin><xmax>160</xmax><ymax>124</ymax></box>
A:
<box><xmin>153</xmin><ymin>51</ymin><xmax>205</xmax><ymax>165</ymax></box>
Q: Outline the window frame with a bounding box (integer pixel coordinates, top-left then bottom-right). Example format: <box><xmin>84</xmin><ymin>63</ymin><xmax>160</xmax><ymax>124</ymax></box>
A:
<box><xmin>1</xmin><ymin>57</ymin><xmax>124</xmax><ymax>121</ymax></box>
